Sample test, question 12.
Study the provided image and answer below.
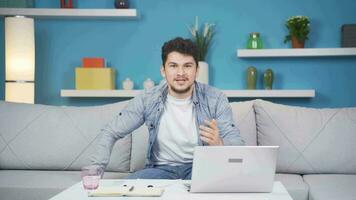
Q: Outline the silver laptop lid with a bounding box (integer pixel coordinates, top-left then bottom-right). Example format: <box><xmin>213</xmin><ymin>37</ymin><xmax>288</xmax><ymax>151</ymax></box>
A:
<box><xmin>190</xmin><ymin>146</ymin><xmax>279</xmax><ymax>193</ymax></box>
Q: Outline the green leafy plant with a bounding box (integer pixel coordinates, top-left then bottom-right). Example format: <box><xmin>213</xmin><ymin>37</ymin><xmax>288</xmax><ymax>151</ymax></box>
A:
<box><xmin>284</xmin><ymin>16</ymin><xmax>310</xmax><ymax>43</ymax></box>
<box><xmin>188</xmin><ymin>16</ymin><xmax>215</xmax><ymax>61</ymax></box>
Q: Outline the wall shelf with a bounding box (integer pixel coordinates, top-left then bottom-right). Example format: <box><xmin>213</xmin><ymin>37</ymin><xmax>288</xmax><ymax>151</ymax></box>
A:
<box><xmin>237</xmin><ymin>48</ymin><xmax>356</xmax><ymax>58</ymax></box>
<box><xmin>61</xmin><ymin>90</ymin><xmax>140</xmax><ymax>97</ymax></box>
<box><xmin>60</xmin><ymin>89</ymin><xmax>315</xmax><ymax>98</ymax></box>
<box><xmin>223</xmin><ymin>90</ymin><xmax>315</xmax><ymax>98</ymax></box>
<box><xmin>0</xmin><ymin>8</ymin><xmax>138</xmax><ymax>19</ymax></box>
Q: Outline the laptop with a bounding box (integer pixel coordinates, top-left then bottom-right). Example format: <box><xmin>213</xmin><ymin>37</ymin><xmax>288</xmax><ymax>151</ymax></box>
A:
<box><xmin>189</xmin><ymin>146</ymin><xmax>279</xmax><ymax>193</ymax></box>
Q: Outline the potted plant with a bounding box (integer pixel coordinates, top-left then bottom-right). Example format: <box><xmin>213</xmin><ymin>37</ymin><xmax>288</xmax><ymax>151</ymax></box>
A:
<box><xmin>284</xmin><ymin>16</ymin><xmax>310</xmax><ymax>48</ymax></box>
<box><xmin>188</xmin><ymin>16</ymin><xmax>215</xmax><ymax>84</ymax></box>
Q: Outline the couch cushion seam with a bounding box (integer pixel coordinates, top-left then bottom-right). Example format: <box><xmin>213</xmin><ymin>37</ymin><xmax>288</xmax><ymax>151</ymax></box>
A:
<box><xmin>0</xmin><ymin>133</ymin><xmax>7</xmax><ymax>155</ymax></box>
<box><xmin>64</xmin><ymin>130</ymin><xmax>103</xmax><ymax>170</ymax></box>
<box><xmin>129</xmin><ymin>133</ymin><xmax>134</xmax><ymax>172</ymax></box>
<box><xmin>60</xmin><ymin>107</ymin><xmax>91</xmax><ymax>143</ymax></box>
<box><xmin>235</xmin><ymin>105</ymin><xmax>254</xmax><ymax>125</ymax></box>
<box><xmin>7</xmin><ymin>144</ymin><xmax>31</xmax><ymax>169</ymax></box>
<box><xmin>5</xmin><ymin>109</ymin><xmax>49</xmax><ymax>150</ymax></box>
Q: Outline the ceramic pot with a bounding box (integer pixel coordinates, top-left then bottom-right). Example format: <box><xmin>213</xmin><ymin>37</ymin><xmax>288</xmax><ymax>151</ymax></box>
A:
<box><xmin>291</xmin><ymin>36</ymin><xmax>305</xmax><ymax>48</ymax></box>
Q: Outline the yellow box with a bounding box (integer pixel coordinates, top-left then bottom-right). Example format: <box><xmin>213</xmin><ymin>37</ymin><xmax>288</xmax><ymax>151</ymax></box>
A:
<box><xmin>75</xmin><ymin>68</ymin><xmax>115</xmax><ymax>90</ymax></box>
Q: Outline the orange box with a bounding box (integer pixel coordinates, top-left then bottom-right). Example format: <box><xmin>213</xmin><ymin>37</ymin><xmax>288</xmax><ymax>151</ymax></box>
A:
<box><xmin>82</xmin><ymin>57</ymin><xmax>105</xmax><ymax>68</ymax></box>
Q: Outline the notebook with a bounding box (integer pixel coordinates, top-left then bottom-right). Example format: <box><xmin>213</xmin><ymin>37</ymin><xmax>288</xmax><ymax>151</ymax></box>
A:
<box><xmin>88</xmin><ymin>186</ymin><xmax>164</xmax><ymax>197</ymax></box>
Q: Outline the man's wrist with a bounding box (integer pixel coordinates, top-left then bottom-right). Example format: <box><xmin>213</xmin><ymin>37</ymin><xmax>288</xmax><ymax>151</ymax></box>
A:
<box><xmin>219</xmin><ymin>138</ymin><xmax>224</xmax><ymax>146</ymax></box>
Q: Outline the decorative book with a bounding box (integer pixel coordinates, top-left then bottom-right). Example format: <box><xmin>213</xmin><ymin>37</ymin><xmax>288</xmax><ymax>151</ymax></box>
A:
<box><xmin>82</xmin><ymin>57</ymin><xmax>105</xmax><ymax>68</ymax></box>
<box><xmin>75</xmin><ymin>68</ymin><xmax>115</xmax><ymax>90</ymax></box>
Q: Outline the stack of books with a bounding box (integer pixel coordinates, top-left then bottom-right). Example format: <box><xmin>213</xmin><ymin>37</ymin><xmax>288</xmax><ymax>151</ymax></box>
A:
<box><xmin>75</xmin><ymin>57</ymin><xmax>116</xmax><ymax>90</ymax></box>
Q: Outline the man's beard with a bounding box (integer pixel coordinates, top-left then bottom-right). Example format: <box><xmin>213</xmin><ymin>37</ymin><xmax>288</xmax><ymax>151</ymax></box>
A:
<box><xmin>170</xmin><ymin>84</ymin><xmax>193</xmax><ymax>94</ymax></box>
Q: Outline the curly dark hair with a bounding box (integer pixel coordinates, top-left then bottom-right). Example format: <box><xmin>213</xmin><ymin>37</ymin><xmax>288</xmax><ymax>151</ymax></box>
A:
<box><xmin>161</xmin><ymin>37</ymin><xmax>198</xmax><ymax>67</ymax></box>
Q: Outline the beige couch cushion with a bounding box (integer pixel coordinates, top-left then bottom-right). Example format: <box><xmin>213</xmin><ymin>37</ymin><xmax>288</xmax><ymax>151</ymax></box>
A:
<box><xmin>303</xmin><ymin>175</ymin><xmax>356</xmax><ymax>200</ymax></box>
<box><xmin>230</xmin><ymin>101</ymin><xmax>257</xmax><ymax>145</ymax></box>
<box><xmin>130</xmin><ymin>125</ymin><xmax>149</xmax><ymax>172</ymax></box>
<box><xmin>275</xmin><ymin>173</ymin><xmax>308</xmax><ymax>200</ymax></box>
<box><xmin>254</xmin><ymin>99</ymin><xmax>356</xmax><ymax>174</ymax></box>
<box><xmin>0</xmin><ymin>101</ymin><xmax>132</xmax><ymax>172</ymax></box>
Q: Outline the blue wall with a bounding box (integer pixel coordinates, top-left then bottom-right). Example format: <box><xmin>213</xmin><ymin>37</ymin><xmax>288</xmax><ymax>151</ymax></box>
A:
<box><xmin>1</xmin><ymin>0</ymin><xmax>356</xmax><ymax>107</ymax></box>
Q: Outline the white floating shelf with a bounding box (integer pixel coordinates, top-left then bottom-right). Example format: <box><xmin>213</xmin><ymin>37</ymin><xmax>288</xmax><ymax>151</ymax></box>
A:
<box><xmin>223</xmin><ymin>90</ymin><xmax>315</xmax><ymax>98</ymax></box>
<box><xmin>61</xmin><ymin>89</ymin><xmax>315</xmax><ymax>98</ymax></box>
<box><xmin>0</xmin><ymin>8</ymin><xmax>138</xmax><ymax>18</ymax></box>
<box><xmin>61</xmin><ymin>90</ymin><xmax>141</xmax><ymax>97</ymax></box>
<box><xmin>237</xmin><ymin>48</ymin><xmax>356</xmax><ymax>58</ymax></box>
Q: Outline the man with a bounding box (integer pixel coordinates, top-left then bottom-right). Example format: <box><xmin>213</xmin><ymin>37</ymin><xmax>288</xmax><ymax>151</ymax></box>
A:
<box><xmin>92</xmin><ymin>37</ymin><xmax>244</xmax><ymax>180</ymax></box>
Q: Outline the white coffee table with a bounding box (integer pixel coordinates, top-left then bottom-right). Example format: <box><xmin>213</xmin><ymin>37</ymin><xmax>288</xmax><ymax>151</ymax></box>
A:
<box><xmin>50</xmin><ymin>179</ymin><xmax>293</xmax><ymax>200</ymax></box>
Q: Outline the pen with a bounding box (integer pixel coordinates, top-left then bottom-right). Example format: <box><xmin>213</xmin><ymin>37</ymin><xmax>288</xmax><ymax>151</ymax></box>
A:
<box><xmin>129</xmin><ymin>186</ymin><xmax>134</xmax><ymax>192</ymax></box>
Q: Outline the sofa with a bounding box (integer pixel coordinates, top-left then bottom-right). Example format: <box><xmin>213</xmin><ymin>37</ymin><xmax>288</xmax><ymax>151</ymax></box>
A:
<box><xmin>0</xmin><ymin>99</ymin><xmax>355</xmax><ymax>200</ymax></box>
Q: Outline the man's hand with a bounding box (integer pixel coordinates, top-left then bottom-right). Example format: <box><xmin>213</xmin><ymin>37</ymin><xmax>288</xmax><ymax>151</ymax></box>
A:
<box><xmin>199</xmin><ymin>119</ymin><xmax>224</xmax><ymax>146</ymax></box>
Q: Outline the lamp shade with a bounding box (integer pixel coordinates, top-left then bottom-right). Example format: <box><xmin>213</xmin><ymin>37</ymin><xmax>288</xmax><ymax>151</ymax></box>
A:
<box><xmin>5</xmin><ymin>16</ymin><xmax>35</xmax><ymax>81</ymax></box>
<box><xmin>5</xmin><ymin>82</ymin><xmax>34</xmax><ymax>104</ymax></box>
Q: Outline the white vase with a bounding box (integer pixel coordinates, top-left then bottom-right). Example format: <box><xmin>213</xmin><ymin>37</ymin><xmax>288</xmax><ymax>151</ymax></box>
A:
<box><xmin>143</xmin><ymin>78</ymin><xmax>155</xmax><ymax>90</ymax></box>
<box><xmin>197</xmin><ymin>61</ymin><xmax>209</xmax><ymax>84</ymax></box>
<box><xmin>122</xmin><ymin>78</ymin><xmax>134</xmax><ymax>90</ymax></box>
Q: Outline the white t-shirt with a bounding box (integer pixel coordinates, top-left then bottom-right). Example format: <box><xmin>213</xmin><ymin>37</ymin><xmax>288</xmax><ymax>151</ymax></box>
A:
<box><xmin>151</xmin><ymin>94</ymin><xmax>198</xmax><ymax>166</ymax></box>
